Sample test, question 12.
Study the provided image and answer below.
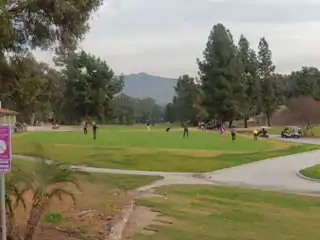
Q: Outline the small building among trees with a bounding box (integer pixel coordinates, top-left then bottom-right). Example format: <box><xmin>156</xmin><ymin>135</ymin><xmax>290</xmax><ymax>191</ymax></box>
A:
<box><xmin>0</xmin><ymin>105</ymin><xmax>18</xmax><ymax>128</ymax></box>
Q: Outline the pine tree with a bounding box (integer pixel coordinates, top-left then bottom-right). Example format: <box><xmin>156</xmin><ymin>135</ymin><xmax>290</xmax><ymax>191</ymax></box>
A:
<box><xmin>257</xmin><ymin>37</ymin><xmax>280</xmax><ymax>126</ymax></box>
<box><xmin>172</xmin><ymin>75</ymin><xmax>201</xmax><ymax>124</ymax></box>
<box><xmin>198</xmin><ymin>23</ymin><xmax>241</xmax><ymax>125</ymax></box>
<box><xmin>237</xmin><ymin>35</ymin><xmax>259</xmax><ymax>128</ymax></box>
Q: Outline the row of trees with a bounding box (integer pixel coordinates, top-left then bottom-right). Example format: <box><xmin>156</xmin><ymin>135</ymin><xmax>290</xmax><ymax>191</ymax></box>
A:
<box><xmin>0</xmin><ymin>1</ymin><xmax>164</xmax><ymax>125</ymax></box>
<box><xmin>110</xmin><ymin>94</ymin><xmax>164</xmax><ymax>124</ymax></box>
<box><xmin>1</xmin><ymin>49</ymin><xmax>164</xmax><ymax>125</ymax></box>
<box><xmin>165</xmin><ymin>23</ymin><xmax>320</xmax><ymax>128</ymax></box>
<box><xmin>0</xmin><ymin>50</ymin><xmax>125</xmax><ymax>124</ymax></box>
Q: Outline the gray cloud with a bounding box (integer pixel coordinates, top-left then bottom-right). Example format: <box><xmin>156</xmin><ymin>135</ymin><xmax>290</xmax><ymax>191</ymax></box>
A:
<box><xmin>205</xmin><ymin>0</ymin><xmax>320</xmax><ymax>23</ymax></box>
<box><xmin>86</xmin><ymin>0</ymin><xmax>320</xmax><ymax>43</ymax></box>
<box><xmin>33</xmin><ymin>0</ymin><xmax>320</xmax><ymax>77</ymax></box>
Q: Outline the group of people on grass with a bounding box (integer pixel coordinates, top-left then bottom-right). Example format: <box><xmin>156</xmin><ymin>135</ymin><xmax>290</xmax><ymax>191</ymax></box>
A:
<box><xmin>164</xmin><ymin>121</ymin><xmax>238</xmax><ymax>141</ymax></box>
<box><xmin>83</xmin><ymin>121</ymin><xmax>99</xmax><ymax>140</ymax></box>
<box><xmin>87</xmin><ymin>119</ymin><xmax>267</xmax><ymax>142</ymax></box>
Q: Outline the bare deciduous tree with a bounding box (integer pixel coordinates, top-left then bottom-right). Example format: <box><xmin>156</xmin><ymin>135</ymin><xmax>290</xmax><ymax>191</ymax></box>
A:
<box><xmin>282</xmin><ymin>96</ymin><xmax>320</xmax><ymax>136</ymax></box>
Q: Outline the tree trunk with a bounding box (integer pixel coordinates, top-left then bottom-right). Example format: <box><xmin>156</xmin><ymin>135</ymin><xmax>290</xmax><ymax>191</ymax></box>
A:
<box><xmin>228</xmin><ymin>121</ymin><xmax>233</xmax><ymax>128</ymax></box>
<box><xmin>244</xmin><ymin>116</ymin><xmax>248</xmax><ymax>128</ymax></box>
<box><xmin>30</xmin><ymin>113</ymin><xmax>36</xmax><ymax>126</ymax></box>
<box><xmin>4</xmin><ymin>211</ymin><xmax>21</xmax><ymax>240</ymax></box>
<box><xmin>24</xmin><ymin>198</ymin><xmax>47</xmax><ymax>240</ymax></box>
<box><xmin>266</xmin><ymin>112</ymin><xmax>271</xmax><ymax>126</ymax></box>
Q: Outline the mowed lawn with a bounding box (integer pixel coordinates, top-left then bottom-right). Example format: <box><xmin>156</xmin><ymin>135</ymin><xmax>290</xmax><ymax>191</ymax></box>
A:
<box><xmin>12</xmin><ymin>126</ymin><xmax>320</xmax><ymax>172</ymax></box>
<box><xmin>300</xmin><ymin>164</ymin><xmax>320</xmax><ymax>179</ymax></box>
<box><xmin>135</xmin><ymin>185</ymin><xmax>320</xmax><ymax>240</ymax></box>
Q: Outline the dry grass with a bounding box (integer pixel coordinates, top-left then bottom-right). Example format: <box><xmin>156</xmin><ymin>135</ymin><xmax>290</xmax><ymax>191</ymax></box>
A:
<box><xmin>11</xmin><ymin>159</ymin><xmax>161</xmax><ymax>240</ymax></box>
<box><xmin>53</xmin><ymin>144</ymin><xmax>227</xmax><ymax>157</ymax></box>
<box><xmin>266</xmin><ymin>138</ymin><xmax>300</xmax><ymax>149</ymax></box>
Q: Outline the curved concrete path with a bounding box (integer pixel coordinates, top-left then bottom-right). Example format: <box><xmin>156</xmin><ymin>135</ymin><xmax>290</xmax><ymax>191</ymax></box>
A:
<box><xmin>206</xmin><ymin>136</ymin><xmax>320</xmax><ymax>194</ymax></box>
<box><xmin>13</xmin><ymin>154</ymin><xmax>214</xmax><ymax>192</ymax></box>
<box><xmin>13</xmin><ymin>136</ymin><xmax>320</xmax><ymax>195</ymax></box>
<box><xmin>204</xmin><ymin>149</ymin><xmax>320</xmax><ymax>195</ymax></box>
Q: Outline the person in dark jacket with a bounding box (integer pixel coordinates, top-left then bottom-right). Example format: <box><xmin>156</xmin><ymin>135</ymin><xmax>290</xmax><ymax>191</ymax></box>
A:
<box><xmin>92</xmin><ymin>122</ymin><xmax>99</xmax><ymax>140</ymax></box>
<box><xmin>183</xmin><ymin>123</ymin><xmax>189</xmax><ymax>138</ymax></box>
<box><xmin>231</xmin><ymin>126</ymin><xmax>236</xmax><ymax>141</ymax></box>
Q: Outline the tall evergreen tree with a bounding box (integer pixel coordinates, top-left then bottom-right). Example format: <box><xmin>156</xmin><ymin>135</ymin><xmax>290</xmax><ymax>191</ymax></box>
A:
<box><xmin>198</xmin><ymin>23</ymin><xmax>241</xmax><ymax>125</ymax></box>
<box><xmin>237</xmin><ymin>35</ymin><xmax>259</xmax><ymax>128</ymax></box>
<box><xmin>164</xmin><ymin>103</ymin><xmax>175</xmax><ymax>122</ymax></box>
<box><xmin>257</xmin><ymin>37</ymin><xmax>280</xmax><ymax>126</ymax></box>
<box><xmin>173</xmin><ymin>74</ymin><xmax>201</xmax><ymax>123</ymax></box>
<box><xmin>248</xmin><ymin>49</ymin><xmax>260</xmax><ymax>113</ymax></box>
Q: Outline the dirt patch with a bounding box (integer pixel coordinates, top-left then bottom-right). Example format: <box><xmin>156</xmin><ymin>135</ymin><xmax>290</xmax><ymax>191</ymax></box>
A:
<box><xmin>13</xmin><ymin>181</ymin><xmax>133</xmax><ymax>240</ymax></box>
<box><xmin>267</xmin><ymin>139</ymin><xmax>298</xmax><ymax>149</ymax></box>
<box><xmin>53</xmin><ymin>144</ymin><xmax>227</xmax><ymax>157</ymax></box>
<box><xmin>130</xmin><ymin>148</ymin><xmax>226</xmax><ymax>157</ymax></box>
<box><xmin>159</xmin><ymin>148</ymin><xmax>222</xmax><ymax>157</ymax></box>
<box><xmin>122</xmin><ymin>205</ymin><xmax>173</xmax><ymax>239</ymax></box>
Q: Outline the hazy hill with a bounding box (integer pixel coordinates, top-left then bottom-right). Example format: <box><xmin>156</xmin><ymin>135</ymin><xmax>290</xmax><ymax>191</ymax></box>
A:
<box><xmin>122</xmin><ymin>73</ymin><xmax>177</xmax><ymax>104</ymax></box>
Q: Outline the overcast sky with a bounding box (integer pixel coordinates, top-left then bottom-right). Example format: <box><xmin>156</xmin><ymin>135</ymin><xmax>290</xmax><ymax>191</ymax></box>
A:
<box><xmin>34</xmin><ymin>0</ymin><xmax>320</xmax><ymax>78</ymax></box>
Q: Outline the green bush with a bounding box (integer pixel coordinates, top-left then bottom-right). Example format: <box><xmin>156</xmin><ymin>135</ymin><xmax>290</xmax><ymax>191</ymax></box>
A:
<box><xmin>44</xmin><ymin>212</ymin><xmax>63</xmax><ymax>224</ymax></box>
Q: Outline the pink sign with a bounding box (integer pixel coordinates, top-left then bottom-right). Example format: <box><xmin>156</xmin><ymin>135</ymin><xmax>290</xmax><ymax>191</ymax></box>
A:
<box><xmin>0</xmin><ymin>125</ymin><xmax>11</xmax><ymax>173</ymax></box>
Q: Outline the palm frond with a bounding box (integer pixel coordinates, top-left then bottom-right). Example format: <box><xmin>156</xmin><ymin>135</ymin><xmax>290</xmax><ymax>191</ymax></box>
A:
<box><xmin>13</xmin><ymin>187</ymin><xmax>28</xmax><ymax>209</ymax></box>
<box><xmin>5</xmin><ymin>165</ymin><xmax>34</xmax><ymax>212</ymax></box>
<box><xmin>33</xmin><ymin>143</ymin><xmax>50</xmax><ymax>160</ymax></box>
<box><xmin>31</xmin><ymin>159</ymin><xmax>83</xmax><ymax>201</ymax></box>
<box><xmin>5</xmin><ymin>194</ymin><xmax>14</xmax><ymax>215</ymax></box>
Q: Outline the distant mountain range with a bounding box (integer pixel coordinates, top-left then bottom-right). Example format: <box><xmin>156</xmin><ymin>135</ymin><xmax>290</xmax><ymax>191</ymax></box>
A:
<box><xmin>122</xmin><ymin>73</ymin><xmax>177</xmax><ymax>104</ymax></box>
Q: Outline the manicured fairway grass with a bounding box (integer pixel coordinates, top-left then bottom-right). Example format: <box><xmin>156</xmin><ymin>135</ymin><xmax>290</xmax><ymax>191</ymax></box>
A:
<box><xmin>135</xmin><ymin>185</ymin><xmax>320</xmax><ymax>240</ymax></box>
<box><xmin>12</xmin><ymin>126</ymin><xmax>320</xmax><ymax>172</ymax></box>
<box><xmin>17</xmin><ymin>128</ymin><xmax>274</xmax><ymax>150</ymax></box>
<box><xmin>300</xmin><ymin>164</ymin><xmax>320</xmax><ymax>179</ymax></box>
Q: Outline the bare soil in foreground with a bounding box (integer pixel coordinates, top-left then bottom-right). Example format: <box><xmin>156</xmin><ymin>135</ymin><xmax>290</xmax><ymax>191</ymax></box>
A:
<box><xmin>13</xmin><ymin>181</ymin><xmax>135</xmax><ymax>240</ymax></box>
